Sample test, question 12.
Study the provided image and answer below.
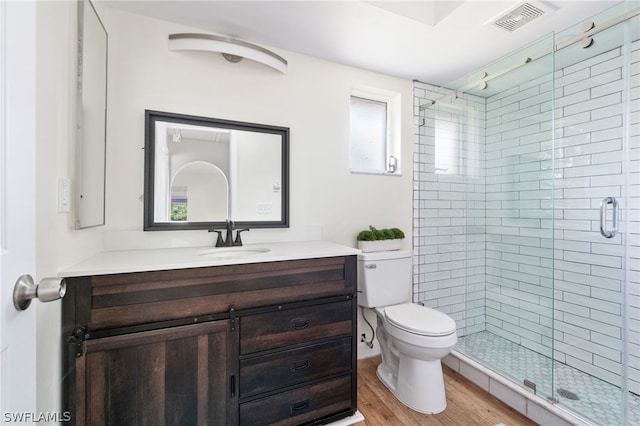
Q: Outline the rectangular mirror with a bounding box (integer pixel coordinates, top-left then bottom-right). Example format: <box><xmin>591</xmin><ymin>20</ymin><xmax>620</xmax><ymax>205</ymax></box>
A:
<box><xmin>76</xmin><ymin>0</ymin><xmax>108</xmax><ymax>229</ymax></box>
<box><xmin>144</xmin><ymin>110</ymin><xmax>289</xmax><ymax>231</ymax></box>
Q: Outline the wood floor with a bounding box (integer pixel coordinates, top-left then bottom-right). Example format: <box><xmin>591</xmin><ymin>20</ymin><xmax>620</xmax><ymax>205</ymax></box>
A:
<box><xmin>354</xmin><ymin>356</ymin><xmax>537</xmax><ymax>426</ymax></box>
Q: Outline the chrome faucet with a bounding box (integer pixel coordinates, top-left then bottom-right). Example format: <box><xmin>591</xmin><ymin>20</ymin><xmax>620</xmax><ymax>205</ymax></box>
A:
<box><xmin>210</xmin><ymin>219</ymin><xmax>249</xmax><ymax>247</ymax></box>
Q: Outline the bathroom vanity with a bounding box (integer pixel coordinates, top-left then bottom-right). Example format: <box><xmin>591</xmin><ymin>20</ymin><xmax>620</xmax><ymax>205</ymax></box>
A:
<box><xmin>60</xmin><ymin>241</ymin><xmax>358</xmax><ymax>425</ymax></box>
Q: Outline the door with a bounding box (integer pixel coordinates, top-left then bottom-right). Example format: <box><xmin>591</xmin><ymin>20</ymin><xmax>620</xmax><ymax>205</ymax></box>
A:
<box><xmin>73</xmin><ymin>321</ymin><xmax>231</xmax><ymax>425</ymax></box>
<box><xmin>0</xmin><ymin>0</ymin><xmax>38</xmax><ymax>420</ymax></box>
<box><xmin>551</xmin><ymin>6</ymin><xmax>638</xmax><ymax>425</ymax></box>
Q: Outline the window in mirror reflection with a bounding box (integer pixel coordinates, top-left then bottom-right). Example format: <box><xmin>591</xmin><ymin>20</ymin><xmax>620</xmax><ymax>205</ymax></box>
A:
<box><xmin>170</xmin><ymin>187</ymin><xmax>188</xmax><ymax>221</ymax></box>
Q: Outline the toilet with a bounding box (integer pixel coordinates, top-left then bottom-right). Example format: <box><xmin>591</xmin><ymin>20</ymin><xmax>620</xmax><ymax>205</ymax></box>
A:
<box><xmin>357</xmin><ymin>250</ymin><xmax>457</xmax><ymax>414</ymax></box>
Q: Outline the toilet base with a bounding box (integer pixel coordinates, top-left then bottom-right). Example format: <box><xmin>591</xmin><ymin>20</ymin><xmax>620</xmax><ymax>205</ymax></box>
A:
<box><xmin>376</xmin><ymin>354</ymin><xmax>447</xmax><ymax>414</ymax></box>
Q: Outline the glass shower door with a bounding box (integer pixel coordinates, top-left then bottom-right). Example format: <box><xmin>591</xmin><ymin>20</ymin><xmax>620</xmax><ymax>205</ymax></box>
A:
<box><xmin>414</xmin><ymin>5</ymin><xmax>639</xmax><ymax>424</ymax></box>
<box><xmin>551</xmin><ymin>4</ymin><xmax>639</xmax><ymax>425</ymax></box>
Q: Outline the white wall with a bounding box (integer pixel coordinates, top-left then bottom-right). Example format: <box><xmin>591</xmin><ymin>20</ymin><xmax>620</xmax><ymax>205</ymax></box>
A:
<box><xmin>100</xmin><ymin>6</ymin><xmax>414</xmax><ymax>249</ymax></box>
<box><xmin>33</xmin><ymin>1</ymin><xmax>415</xmax><ymax>417</ymax></box>
<box><xmin>35</xmin><ymin>0</ymin><xmax>105</xmax><ymax>420</ymax></box>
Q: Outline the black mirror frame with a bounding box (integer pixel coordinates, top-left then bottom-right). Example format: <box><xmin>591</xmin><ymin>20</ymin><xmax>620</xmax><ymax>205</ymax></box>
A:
<box><xmin>144</xmin><ymin>110</ymin><xmax>290</xmax><ymax>231</ymax></box>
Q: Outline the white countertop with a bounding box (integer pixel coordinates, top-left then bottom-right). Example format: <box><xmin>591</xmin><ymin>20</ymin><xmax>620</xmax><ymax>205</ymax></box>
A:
<box><xmin>59</xmin><ymin>240</ymin><xmax>360</xmax><ymax>277</ymax></box>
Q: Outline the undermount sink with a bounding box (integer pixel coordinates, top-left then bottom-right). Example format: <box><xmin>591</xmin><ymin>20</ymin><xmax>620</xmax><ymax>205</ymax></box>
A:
<box><xmin>197</xmin><ymin>247</ymin><xmax>270</xmax><ymax>260</ymax></box>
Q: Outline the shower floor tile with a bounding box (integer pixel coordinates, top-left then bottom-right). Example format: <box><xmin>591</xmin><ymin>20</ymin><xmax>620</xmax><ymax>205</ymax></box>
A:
<box><xmin>456</xmin><ymin>331</ymin><xmax>640</xmax><ymax>426</ymax></box>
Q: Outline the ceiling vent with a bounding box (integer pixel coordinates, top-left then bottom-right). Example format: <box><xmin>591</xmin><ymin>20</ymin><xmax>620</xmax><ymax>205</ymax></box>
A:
<box><xmin>488</xmin><ymin>2</ymin><xmax>552</xmax><ymax>32</ymax></box>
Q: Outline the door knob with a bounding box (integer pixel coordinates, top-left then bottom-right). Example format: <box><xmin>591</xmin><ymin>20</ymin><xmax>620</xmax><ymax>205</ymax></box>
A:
<box><xmin>13</xmin><ymin>274</ymin><xmax>66</xmax><ymax>311</ymax></box>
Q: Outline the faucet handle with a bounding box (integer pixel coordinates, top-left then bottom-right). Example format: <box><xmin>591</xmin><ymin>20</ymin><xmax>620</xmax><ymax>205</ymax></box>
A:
<box><xmin>208</xmin><ymin>229</ymin><xmax>224</xmax><ymax>247</ymax></box>
<box><xmin>234</xmin><ymin>229</ymin><xmax>250</xmax><ymax>246</ymax></box>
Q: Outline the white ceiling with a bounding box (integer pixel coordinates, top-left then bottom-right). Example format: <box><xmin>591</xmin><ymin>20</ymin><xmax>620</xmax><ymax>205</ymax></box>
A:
<box><xmin>100</xmin><ymin>0</ymin><xmax>619</xmax><ymax>86</ymax></box>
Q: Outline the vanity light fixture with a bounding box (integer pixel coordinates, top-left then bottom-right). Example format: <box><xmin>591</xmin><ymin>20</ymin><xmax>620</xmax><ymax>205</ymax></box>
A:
<box><xmin>168</xmin><ymin>33</ymin><xmax>288</xmax><ymax>73</ymax></box>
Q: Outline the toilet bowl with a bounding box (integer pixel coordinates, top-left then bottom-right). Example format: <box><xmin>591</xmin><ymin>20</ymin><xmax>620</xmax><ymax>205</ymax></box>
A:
<box><xmin>374</xmin><ymin>303</ymin><xmax>457</xmax><ymax>414</ymax></box>
<box><xmin>357</xmin><ymin>251</ymin><xmax>458</xmax><ymax>414</ymax></box>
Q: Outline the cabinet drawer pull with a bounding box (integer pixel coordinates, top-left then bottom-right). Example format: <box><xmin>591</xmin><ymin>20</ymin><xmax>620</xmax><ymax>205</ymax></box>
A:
<box><xmin>290</xmin><ymin>360</ymin><xmax>310</xmax><ymax>372</ymax></box>
<box><xmin>289</xmin><ymin>399</ymin><xmax>310</xmax><ymax>413</ymax></box>
<box><xmin>290</xmin><ymin>318</ymin><xmax>310</xmax><ymax>330</ymax></box>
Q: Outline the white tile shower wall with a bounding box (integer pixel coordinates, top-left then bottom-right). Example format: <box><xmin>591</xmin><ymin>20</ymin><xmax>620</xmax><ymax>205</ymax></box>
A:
<box><xmin>413</xmin><ymin>82</ymin><xmax>487</xmax><ymax>336</ymax></box>
<box><xmin>413</xmin><ymin>38</ymin><xmax>639</xmax><ymax>394</ymax></box>
<box><xmin>484</xmin><ymin>68</ymin><xmax>556</xmax><ymax>361</ymax></box>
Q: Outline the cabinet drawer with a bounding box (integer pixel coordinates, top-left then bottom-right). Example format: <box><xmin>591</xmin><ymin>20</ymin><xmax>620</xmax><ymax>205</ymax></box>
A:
<box><xmin>65</xmin><ymin>256</ymin><xmax>356</xmax><ymax>331</ymax></box>
<box><xmin>240</xmin><ymin>338</ymin><xmax>351</xmax><ymax>398</ymax></box>
<box><xmin>240</xmin><ymin>300</ymin><xmax>352</xmax><ymax>354</ymax></box>
<box><xmin>239</xmin><ymin>375</ymin><xmax>352</xmax><ymax>426</ymax></box>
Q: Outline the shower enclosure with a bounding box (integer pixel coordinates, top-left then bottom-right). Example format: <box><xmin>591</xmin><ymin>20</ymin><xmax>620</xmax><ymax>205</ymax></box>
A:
<box><xmin>413</xmin><ymin>3</ymin><xmax>638</xmax><ymax>425</ymax></box>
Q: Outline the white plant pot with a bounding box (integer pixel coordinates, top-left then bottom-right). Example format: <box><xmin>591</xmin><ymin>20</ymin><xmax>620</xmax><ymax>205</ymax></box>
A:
<box><xmin>357</xmin><ymin>239</ymin><xmax>403</xmax><ymax>253</ymax></box>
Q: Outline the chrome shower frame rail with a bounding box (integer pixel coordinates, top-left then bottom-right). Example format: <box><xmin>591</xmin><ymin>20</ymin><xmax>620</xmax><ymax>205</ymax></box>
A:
<box><xmin>420</xmin><ymin>7</ymin><xmax>640</xmax><ymax>109</ymax></box>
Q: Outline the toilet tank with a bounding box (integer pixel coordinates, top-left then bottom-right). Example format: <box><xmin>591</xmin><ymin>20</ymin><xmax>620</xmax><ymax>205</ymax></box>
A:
<box><xmin>357</xmin><ymin>250</ymin><xmax>412</xmax><ymax>308</ymax></box>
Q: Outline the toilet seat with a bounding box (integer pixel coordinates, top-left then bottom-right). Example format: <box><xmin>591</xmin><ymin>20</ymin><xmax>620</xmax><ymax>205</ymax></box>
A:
<box><xmin>384</xmin><ymin>303</ymin><xmax>456</xmax><ymax>336</ymax></box>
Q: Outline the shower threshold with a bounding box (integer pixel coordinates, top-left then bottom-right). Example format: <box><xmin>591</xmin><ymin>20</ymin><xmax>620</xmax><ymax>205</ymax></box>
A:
<box><xmin>450</xmin><ymin>331</ymin><xmax>639</xmax><ymax>426</ymax></box>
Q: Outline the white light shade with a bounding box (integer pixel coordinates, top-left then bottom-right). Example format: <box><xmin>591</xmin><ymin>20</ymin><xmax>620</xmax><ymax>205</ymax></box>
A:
<box><xmin>168</xmin><ymin>33</ymin><xmax>288</xmax><ymax>73</ymax></box>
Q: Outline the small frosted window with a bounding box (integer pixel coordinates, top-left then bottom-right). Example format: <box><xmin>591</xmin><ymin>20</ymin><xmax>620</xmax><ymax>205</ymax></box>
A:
<box><xmin>350</xmin><ymin>96</ymin><xmax>387</xmax><ymax>173</ymax></box>
<box><xmin>434</xmin><ymin>113</ymin><xmax>460</xmax><ymax>175</ymax></box>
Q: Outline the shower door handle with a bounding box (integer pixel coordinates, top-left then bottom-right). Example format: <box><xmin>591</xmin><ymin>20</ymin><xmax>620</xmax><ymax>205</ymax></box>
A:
<box><xmin>599</xmin><ymin>197</ymin><xmax>618</xmax><ymax>238</ymax></box>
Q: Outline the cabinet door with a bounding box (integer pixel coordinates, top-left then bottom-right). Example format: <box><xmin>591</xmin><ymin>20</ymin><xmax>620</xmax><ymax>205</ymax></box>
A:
<box><xmin>74</xmin><ymin>321</ymin><xmax>232</xmax><ymax>426</ymax></box>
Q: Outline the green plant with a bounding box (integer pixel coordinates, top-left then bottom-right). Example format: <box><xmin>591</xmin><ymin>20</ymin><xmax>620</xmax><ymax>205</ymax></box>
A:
<box><xmin>356</xmin><ymin>225</ymin><xmax>405</xmax><ymax>241</ymax></box>
<box><xmin>170</xmin><ymin>203</ymin><xmax>188</xmax><ymax>221</ymax></box>
<box><xmin>390</xmin><ymin>227</ymin><xmax>405</xmax><ymax>239</ymax></box>
<box><xmin>357</xmin><ymin>230</ymin><xmax>376</xmax><ymax>241</ymax></box>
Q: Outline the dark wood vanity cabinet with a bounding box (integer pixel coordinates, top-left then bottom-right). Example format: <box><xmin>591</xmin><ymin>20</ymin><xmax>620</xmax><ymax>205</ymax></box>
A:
<box><xmin>62</xmin><ymin>256</ymin><xmax>357</xmax><ymax>426</ymax></box>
